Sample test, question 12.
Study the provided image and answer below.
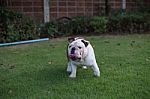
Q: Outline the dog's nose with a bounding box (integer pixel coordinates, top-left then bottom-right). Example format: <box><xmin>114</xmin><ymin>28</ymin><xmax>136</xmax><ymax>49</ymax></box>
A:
<box><xmin>71</xmin><ymin>47</ymin><xmax>75</xmax><ymax>54</ymax></box>
<box><xmin>72</xmin><ymin>47</ymin><xmax>75</xmax><ymax>50</ymax></box>
<box><xmin>78</xmin><ymin>57</ymin><xmax>81</xmax><ymax>60</ymax></box>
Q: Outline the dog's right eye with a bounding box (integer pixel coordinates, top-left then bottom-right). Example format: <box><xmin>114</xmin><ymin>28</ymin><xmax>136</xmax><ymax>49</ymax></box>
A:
<box><xmin>78</xmin><ymin>46</ymin><xmax>82</xmax><ymax>49</ymax></box>
<box><xmin>69</xmin><ymin>45</ymin><xmax>71</xmax><ymax>48</ymax></box>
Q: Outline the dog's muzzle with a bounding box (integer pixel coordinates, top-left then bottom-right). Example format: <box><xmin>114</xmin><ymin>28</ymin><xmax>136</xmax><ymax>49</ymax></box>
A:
<box><xmin>69</xmin><ymin>47</ymin><xmax>82</xmax><ymax>61</ymax></box>
<box><xmin>69</xmin><ymin>54</ymin><xmax>81</xmax><ymax>61</ymax></box>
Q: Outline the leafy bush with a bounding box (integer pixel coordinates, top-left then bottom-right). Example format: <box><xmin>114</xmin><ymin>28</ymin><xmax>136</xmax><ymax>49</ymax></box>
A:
<box><xmin>90</xmin><ymin>16</ymin><xmax>108</xmax><ymax>33</ymax></box>
<box><xmin>40</xmin><ymin>16</ymin><xmax>92</xmax><ymax>37</ymax></box>
<box><xmin>107</xmin><ymin>13</ymin><xmax>150</xmax><ymax>33</ymax></box>
<box><xmin>68</xmin><ymin>16</ymin><xmax>91</xmax><ymax>35</ymax></box>
<box><xmin>40</xmin><ymin>13</ymin><xmax>149</xmax><ymax>37</ymax></box>
<box><xmin>40</xmin><ymin>21</ymin><xmax>58</xmax><ymax>37</ymax></box>
<box><xmin>56</xmin><ymin>17</ymin><xmax>72</xmax><ymax>35</ymax></box>
<box><xmin>0</xmin><ymin>7</ymin><xmax>39</xmax><ymax>43</ymax></box>
<box><xmin>40</xmin><ymin>18</ymin><xmax>71</xmax><ymax>37</ymax></box>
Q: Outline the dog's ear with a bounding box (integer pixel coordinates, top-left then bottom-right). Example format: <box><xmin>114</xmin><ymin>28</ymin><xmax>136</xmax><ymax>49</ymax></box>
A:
<box><xmin>81</xmin><ymin>40</ymin><xmax>89</xmax><ymax>47</ymax></box>
<box><xmin>68</xmin><ymin>37</ymin><xmax>75</xmax><ymax>43</ymax></box>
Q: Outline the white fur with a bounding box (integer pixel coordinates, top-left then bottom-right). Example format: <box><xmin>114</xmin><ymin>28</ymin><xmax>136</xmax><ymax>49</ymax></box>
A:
<box><xmin>67</xmin><ymin>38</ymin><xmax>100</xmax><ymax>78</ymax></box>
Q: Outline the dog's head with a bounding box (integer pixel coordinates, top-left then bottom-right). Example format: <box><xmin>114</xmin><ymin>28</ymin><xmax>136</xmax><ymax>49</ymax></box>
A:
<box><xmin>67</xmin><ymin>37</ymin><xmax>89</xmax><ymax>61</ymax></box>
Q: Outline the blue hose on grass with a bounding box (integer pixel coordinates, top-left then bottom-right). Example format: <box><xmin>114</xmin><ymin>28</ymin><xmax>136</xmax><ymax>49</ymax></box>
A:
<box><xmin>0</xmin><ymin>38</ymin><xmax>49</xmax><ymax>47</ymax></box>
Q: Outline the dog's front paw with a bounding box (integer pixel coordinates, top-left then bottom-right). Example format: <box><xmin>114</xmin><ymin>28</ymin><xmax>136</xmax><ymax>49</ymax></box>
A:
<box><xmin>94</xmin><ymin>74</ymin><xmax>100</xmax><ymax>77</ymax></box>
<box><xmin>67</xmin><ymin>71</ymin><xmax>71</xmax><ymax>75</ymax></box>
<box><xmin>94</xmin><ymin>71</ymin><xmax>100</xmax><ymax>77</ymax></box>
<box><xmin>82</xmin><ymin>66</ymin><xmax>87</xmax><ymax>69</ymax></box>
<box><xmin>69</xmin><ymin>74</ymin><xmax>76</xmax><ymax>78</ymax></box>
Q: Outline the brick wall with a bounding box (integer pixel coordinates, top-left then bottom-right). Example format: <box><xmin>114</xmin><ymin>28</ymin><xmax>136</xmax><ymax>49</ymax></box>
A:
<box><xmin>110</xmin><ymin>0</ymin><xmax>150</xmax><ymax>10</ymax></box>
<box><xmin>1</xmin><ymin>0</ymin><xmax>150</xmax><ymax>22</ymax></box>
<box><xmin>49</xmin><ymin>0</ymin><xmax>105</xmax><ymax>19</ymax></box>
<box><xmin>1</xmin><ymin>0</ymin><xmax>44</xmax><ymax>22</ymax></box>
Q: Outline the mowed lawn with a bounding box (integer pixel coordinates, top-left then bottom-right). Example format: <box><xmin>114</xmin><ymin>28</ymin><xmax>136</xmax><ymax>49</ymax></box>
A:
<box><xmin>0</xmin><ymin>34</ymin><xmax>150</xmax><ymax>99</ymax></box>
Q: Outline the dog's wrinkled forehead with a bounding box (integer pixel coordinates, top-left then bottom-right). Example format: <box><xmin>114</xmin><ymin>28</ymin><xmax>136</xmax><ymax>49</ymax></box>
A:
<box><xmin>68</xmin><ymin>37</ymin><xmax>83</xmax><ymax>43</ymax></box>
<box><xmin>70</xmin><ymin>39</ymin><xmax>84</xmax><ymax>47</ymax></box>
<box><xmin>68</xmin><ymin>37</ymin><xmax>89</xmax><ymax>47</ymax></box>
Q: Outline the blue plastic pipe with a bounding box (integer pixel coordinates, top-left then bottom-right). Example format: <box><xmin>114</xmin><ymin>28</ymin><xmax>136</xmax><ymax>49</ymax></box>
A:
<box><xmin>0</xmin><ymin>38</ymin><xmax>49</xmax><ymax>47</ymax></box>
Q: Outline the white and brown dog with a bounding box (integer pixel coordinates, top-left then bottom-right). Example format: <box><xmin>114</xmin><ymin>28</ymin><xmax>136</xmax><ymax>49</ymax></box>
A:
<box><xmin>67</xmin><ymin>37</ymin><xmax>100</xmax><ymax>78</ymax></box>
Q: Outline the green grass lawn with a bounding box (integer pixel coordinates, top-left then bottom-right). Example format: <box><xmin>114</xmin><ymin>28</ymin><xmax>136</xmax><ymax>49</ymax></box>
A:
<box><xmin>0</xmin><ymin>34</ymin><xmax>150</xmax><ymax>99</ymax></box>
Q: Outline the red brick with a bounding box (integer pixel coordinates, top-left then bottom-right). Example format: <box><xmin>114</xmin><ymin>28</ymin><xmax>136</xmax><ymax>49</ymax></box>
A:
<box><xmin>33</xmin><ymin>7</ymin><xmax>43</xmax><ymax>12</ymax></box>
<box><xmin>23</xmin><ymin>2</ymin><xmax>32</xmax><ymax>6</ymax></box>
<box><xmin>11</xmin><ymin>0</ymin><xmax>22</xmax><ymax>2</ymax></box>
<box><xmin>77</xmin><ymin>2</ymin><xmax>85</xmax><ymax>6</ymax></box>
<box><xmin>11</xmin><ymin>7</ymin><xmax>23</xmax><ymax>12</ymax></box>
<box><xmin>59</xmin><ymin>7</ymin><xmax>67</xmax><ymax>12</ymax></box>
<box><xmin>85</xmin><ymin>7</ymin><xmax>92</xmax><ymax>12</ymax></box>
<box><xmin>68</xmin><ymin>2</ymin><xmax>76</xmax><ymax>6</ymax></box>
<box><xmin>22</xmin><ymin>0</ymin><xmax>32</xmax><ymax>2</ymax></box>
<box><xmin>25</xmin><ymin>12</ymin><xmax>34</xmax><ymax>17</ymax></box>
<box><xmin>12</xmin><ymin>2</ymin><xmax>22</xmax><ymax>6</ymax></box>
<box><xmin>68</xmin><ymin>7</ymin><xmax>76</xmax><ymax>12</ymax></box>
<box><xmin>33</xmin><ymin>12</ymin><xmax>43</xmax><ymax>20</ymax></box>
<box><xmin>85</xmin><ymin>3</ymin><xmax>93</xmax><ymax>7</ymax></box>
<box><xmin>68</xmin><ymin>13</ymin><xmax>76</xmax><ymax>17</ymax></box>
<box><xmin>50</xmin><ymin>0</ymin><xmax>57</xmax><ymax>2</ymax></box>
<box><xmin>77</xmin><ymin>12</ymin><xmax>85</xmax><ymax>16</ymax></box>
<box><xmin>59</xmin><ymin>13</ymin><xmax>67</xmax><ymax>17</ymax></box>
<box><xmin>23</xmin><ymin>7</ymin><xmax>33</xmax><ymax>12</ymax></box>
<box><xmin>85</xmin><ymin>0</ymin><xmax>93</xmax><ymax>3</ymax></box>
<box><xmin>50</xmin><ymin>1</ymin><xmax>57</xmax><ymax>6</ymax></box>
<box><xmin>50</xmin><ymin>13</ymin><xmax>57</xmax><ymax>17</ymax></box>
<box><xmin>93</xmin><ymin>5</ymin><xmax>99</xmax><ymax>11</ymax></box>
<box><xmin>50</xmin><ymin>7</ymin><xmax>57</xmax><ymax>12</ymax></box>
<box><xmin>22</xmin><ymin>0</ymin><xmax>42</xmax><ymax>2</ymax></box>
<box><xmin>33</xmin><ymin>2</ymin><xmax>43</xmax><ymax>6</ymax></box>
<box><xmin>77</xmin><ymin>7</ymin><xmax>84</xmax><ymax>12</ymax></box>
<box><xmin>93</xmin><ymin>12</ymin><xmax>98</xmax><ymax>16</ymax></box>
<box><xmin>34</xmin><ymin>12</ymin><xmax>43</xmax><ymax>16</ymax></box>
<box><xmin>59</xmin><ymin>2</ymin><xmax>66</xmax><ymax>6</ymax></box>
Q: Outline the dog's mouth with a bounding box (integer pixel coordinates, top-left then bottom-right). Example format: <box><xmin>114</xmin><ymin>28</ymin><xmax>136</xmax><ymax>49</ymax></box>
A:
<box><xmin>69</xmin><ymin>54</ymin><xmax>81</xmax><ymax>61</ymax></box>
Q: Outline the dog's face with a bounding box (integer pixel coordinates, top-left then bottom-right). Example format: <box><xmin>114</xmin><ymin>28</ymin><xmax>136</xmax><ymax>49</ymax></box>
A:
<box><xmin>68</xmin><ymin>37</ymin><xmax>89</xmax><ymax>61</ymax></box>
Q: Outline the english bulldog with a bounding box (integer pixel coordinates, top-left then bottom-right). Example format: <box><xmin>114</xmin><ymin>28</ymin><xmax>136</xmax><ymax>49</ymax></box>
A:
<box><xmin>67</xmin><ymin>37</ymin><xmax>100</xmax><ymax>78</ymax></box>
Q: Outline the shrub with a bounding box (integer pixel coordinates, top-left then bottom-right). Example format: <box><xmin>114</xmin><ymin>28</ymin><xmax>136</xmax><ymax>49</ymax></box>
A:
<box><xmin>40</xmin><ymin>21</ymin><xmax>58</xmax><ymax>37</ymax></box>
<box><xmin>56</xmin><ymin>17</ymin><xmax>72</xmax><ymax>35</ymax></box>
<box><xmin>68</xmin><ymin>16</ymin><xmax>91</xmax><ymax>35</ymax></box>
<box><xmin>40</xmin><ymin>19</ymin><xmax>71</xmax><ymax>38</ymax></box>
<box><xmin>0</xmin><ymin>7</ymin><xmax>39</xmax><ymax>43</ymax></box>
<box><xmin>39</xmin><ymin>13</ymin><xmax>149</xmax><ymax>38</ymax></box>
<box><xmin>107</xmin><ymin>13</ymin><xmax>150</xmax><ymax>33</ymax></box>
<box><xmin>90</xmin><ymin>16</ymin><xmax>108</xmax><ymax>33</ymax></box>
<box><xmin>40</xmin><ymin>16</ymin><xmax>92</xmax><ymax>37</ymax></box>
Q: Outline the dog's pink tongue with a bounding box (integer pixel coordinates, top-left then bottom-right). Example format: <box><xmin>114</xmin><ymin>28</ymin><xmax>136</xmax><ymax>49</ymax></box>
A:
<box><xmin>69</xmin><ymin>54</ymin><xmax>75</xmax><ymax>58</ymax></box>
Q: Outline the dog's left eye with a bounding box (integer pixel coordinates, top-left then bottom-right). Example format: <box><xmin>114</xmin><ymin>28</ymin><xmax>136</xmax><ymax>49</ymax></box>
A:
<box><xmin>78</xmin><ymin>46</ymin><xmax>82</xmax><ymax>49</ymax></box>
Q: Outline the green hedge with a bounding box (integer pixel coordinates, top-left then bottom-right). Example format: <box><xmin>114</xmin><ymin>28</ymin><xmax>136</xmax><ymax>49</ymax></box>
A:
<box><xmin>0</xmin><ymin>7</ymin><xmax>39</xmax><ymax>43</ymax></box>
<box><xmin>107</xmin><ymin>13</ymin><xmax>150</xmax><ymax>33</ymax></box>
<box><xmin>90</xmin><ymin>16</ymin><xmax>108</xmax><ymax>33</ymax></box>
<box><xmin>0</xmin><ymin>7</ymin><xmax>150</xmax><ymax>43</ymax></box>
<box><xmin>40</xmin><ymin>13</ymin><xmax>149</xmax><ymax>37</ymax></box>
<box><xmin>40</xmin><ymin>16</ymin><xmax>92</xmax><ymax>37</ymax></box>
